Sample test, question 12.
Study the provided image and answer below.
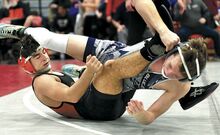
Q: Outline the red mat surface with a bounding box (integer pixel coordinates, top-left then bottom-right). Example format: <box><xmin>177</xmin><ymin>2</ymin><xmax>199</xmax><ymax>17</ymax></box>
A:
<box><xmin>0</xmin><ymin>60</ymin><xmax>84</xmax><ymax>96</ymax></box>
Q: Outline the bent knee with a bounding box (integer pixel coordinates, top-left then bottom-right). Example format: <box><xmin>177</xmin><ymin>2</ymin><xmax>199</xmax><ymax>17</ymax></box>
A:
<box><xmin>104</xmin><ymin>59</ymin><xmax>115</xmax><ymax>69</ymax></box>
<box><xmin>103</xmin><ymin>59</ymin><xmax>121</xmax><ymax>78</ymax></box>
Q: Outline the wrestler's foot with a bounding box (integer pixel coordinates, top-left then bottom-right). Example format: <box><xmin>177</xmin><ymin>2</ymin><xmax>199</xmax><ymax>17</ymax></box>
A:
<box><xmin>179</xmin><ymin>82</ymin><xmax>219</xmax><ymax>110</ymax></box>
<box><xmin>0</xmin><ymin>23</ymin><xmax>26</xmax><ymax>39</ymax></box>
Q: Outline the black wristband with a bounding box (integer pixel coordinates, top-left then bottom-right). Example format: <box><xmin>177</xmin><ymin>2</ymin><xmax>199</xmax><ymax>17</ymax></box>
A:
<box><xmin>140</xmin><ymin>45</ymin><xmax>158</xmax><ymax>61</ymax></box>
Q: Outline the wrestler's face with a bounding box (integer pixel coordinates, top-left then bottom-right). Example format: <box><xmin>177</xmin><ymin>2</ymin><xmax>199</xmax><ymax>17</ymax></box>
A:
<box><xmin>30</xmin><ymin>48</ymin><xmax>51</xmax><ymax>71</ymax></box>
<box><xmin>162</xmin><ymin>54</ymin><xmax>184</xmax><ymax>80</ymax></box>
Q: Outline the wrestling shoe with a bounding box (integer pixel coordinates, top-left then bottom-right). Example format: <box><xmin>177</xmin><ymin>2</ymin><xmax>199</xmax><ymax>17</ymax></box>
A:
<box><xmin>179</xmin><ymin>82</ymin><xmax>219</xmax><ymax>110</ymax></box>
<box><xmin>62</xmin><ymin>64</ymin><xmax>86</xmax><ymax>78</ymax></box>
<box><xmin>0</xmin><ymin>23</ymin><xmax>26</xmax><ymax>39</ymax></box>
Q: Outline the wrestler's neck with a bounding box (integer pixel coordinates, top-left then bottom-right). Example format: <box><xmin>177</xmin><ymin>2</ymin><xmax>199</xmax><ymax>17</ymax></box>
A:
<box><xmin>34</xmin><ymin>65</ymin><xmax>53</xmax><ymax>76</ymax></box>
<box><xmin>149</xmin><ymin>56</ymin><xmax>166</xmax><ymax>73</ymax></box>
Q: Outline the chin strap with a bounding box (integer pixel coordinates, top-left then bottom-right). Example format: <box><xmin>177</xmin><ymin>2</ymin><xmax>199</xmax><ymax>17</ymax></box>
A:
<box><xmin>161</xmin><ymin>67</ymin><xmax>169</xmax><ymax>79</ymax></box>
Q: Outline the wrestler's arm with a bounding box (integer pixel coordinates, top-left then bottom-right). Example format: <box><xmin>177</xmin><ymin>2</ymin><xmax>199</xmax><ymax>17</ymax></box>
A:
<box><xmin>131</xmin><ymin>0</ymin><xmax>179</xmax><ymax>51</ymax></box>
<box><xmin>34</xmin><ymin>56</ymin><xmax>102</xmax><ymax>103</ymax></box>
<box><xmin>127</xmin><ymin>80</ymin><xmax>190</xmax><ymax>125</ymax></box>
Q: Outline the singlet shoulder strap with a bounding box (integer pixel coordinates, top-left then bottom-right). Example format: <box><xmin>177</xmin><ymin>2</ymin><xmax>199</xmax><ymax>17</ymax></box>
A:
<box><xmin>33</xmin><ymin>72</ymin><xmax>75</xmax><ymax>87</ymax></box>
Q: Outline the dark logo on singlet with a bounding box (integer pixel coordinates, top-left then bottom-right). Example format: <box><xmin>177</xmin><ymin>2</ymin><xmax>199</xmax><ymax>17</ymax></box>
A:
<box><xmin>140</xmin><ymin>73</ymin><xmax>166</xmax><ymax>89</ymax></box>
<box><xmin>140</xmin><ymin>73</ymin><xmax>151</xmax><ymax>88</ymax></box>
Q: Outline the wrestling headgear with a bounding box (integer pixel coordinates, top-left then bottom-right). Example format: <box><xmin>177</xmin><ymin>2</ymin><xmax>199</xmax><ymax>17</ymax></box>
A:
<box><xmin>161</xmin><ymin>43</ymin><xmax>201</xmax><ymax>82</ymax></box>
<box><xmin>18</xmin><ymin>35</ymin><xmax>50</xmax><ymax>74</ymax></box>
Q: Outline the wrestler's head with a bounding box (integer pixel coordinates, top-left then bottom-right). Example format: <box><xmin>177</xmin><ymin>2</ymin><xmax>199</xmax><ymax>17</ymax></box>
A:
<box><xmin>162</xmin><ymin>38</ymin><xmax>207</xmax><ymax>81</ymax></box>
<box><xmin>18</xmin><ymin>35</ymin><xmax>51</xmax><ymax>75</ymax></box>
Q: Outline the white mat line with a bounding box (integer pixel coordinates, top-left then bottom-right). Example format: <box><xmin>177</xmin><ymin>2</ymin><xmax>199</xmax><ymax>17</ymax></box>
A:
<box><xmin>23</xmin><ymin>90</ymin><xmax>111</xmax><ymax>135</ymax></box>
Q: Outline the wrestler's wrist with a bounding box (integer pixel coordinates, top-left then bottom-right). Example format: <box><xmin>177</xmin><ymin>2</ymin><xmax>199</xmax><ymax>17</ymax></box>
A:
<box><xmin>134</xmin><ymin>111</ymin><xmax>154</xmax><ymax>125</ymax></box>
<box><xmin>157</xmin><ymin>26</ymin><xmax>169</xmax><ymax>36</ymax></box>
<box><xmin>84</xmin><ymin>68</ymin><xmax>96</xmax><ymax>77</ymax></box>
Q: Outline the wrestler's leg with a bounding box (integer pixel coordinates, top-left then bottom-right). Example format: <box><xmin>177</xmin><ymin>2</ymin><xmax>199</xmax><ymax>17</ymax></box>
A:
<box><xmin>0</xmin><ymin>23</ymin><xmax>147</xmax><ymax>63</ymax></box>
<box><xmin>24</xmin><ymin>28</ymin><xmax>89</xmax><ymax>61</ymax></box>
<box><xmin>92</xmin><ymin>51</ymin><xmax>149</xmax><ymax>95</ymax></box>
<box><xmin>0</xmin><ymin>24</ymin><xmax>89</xmax><ymax>61</ymax></box>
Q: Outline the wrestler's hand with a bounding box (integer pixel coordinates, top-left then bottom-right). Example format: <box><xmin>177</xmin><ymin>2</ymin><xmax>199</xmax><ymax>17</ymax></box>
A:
<box><xmin>86</xmin><ymin>55</ymin><xmax>103</xmax><ymax>74</ymax></box>
<box><xmin>126</xmin><ymin>99</ymin><xmax>155</xmax><ymax>124</ymax></box>
<box><xmin>159</xmin><ymin>30</ymin><xmax>180</xmax><ymax>52</ymax></box>
<box><xmin>126</xmin><ymin>100</ymin><xmax>149</xmax><ymax>123</ymax></box>
<box><xmin>126</xmin><ymin>99</ymin><xmax>144</xmax><ymax>115</ymax></box>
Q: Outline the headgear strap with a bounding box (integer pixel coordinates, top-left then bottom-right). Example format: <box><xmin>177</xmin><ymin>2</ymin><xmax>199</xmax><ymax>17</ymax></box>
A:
<box><xmin>177</xmin><ymin>45</ymin><xmax>200</xmax><ymax>81</ymax></box>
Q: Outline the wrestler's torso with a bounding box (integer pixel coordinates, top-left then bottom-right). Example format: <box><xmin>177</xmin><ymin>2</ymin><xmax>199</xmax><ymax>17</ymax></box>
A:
<box><xmin>123</xmin><ymin>55</ymin><xmax>190</xmax><ymax>94</ymax></box>
<box><xmin>32</xmin><ymin>72</ymin><xmax>81</xmax><ymax>118</ymax></box>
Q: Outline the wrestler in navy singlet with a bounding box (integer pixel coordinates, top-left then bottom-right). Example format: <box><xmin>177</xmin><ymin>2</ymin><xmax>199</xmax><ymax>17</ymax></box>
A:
<box><xmin>83</xmin><ymin>37</ymin><xmax>168</xmax><ymax>92</ymax></box>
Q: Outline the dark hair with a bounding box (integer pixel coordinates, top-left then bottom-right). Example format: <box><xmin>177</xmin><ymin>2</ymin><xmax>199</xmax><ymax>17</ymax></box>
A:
<box><xmin>20</xmin><ymin>35</ymin><xmax>40</xmax><ymax>58</ymax></box>
<box><xmin>180</xmin><ymin>38</ymin><xmax>207</xmax><ymax>78</ymax></box>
